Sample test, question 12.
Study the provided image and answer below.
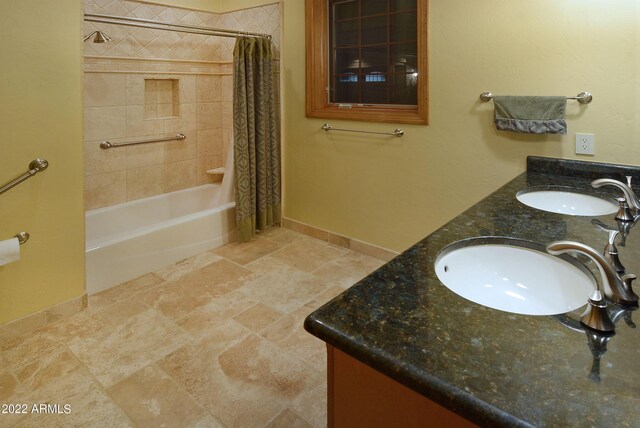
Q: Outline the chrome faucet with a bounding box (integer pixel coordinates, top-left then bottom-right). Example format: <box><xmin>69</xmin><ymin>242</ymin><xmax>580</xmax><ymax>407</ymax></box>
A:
<box><xmin>591</xmin><ymin>177</ymin><xmax>640</xmax><ymax>212</ymax></box>
<box><xmin>547</xmin><ymin>241</ymin><xmax>638</xmax><ymax>307</ymax></box>
<box><xmin>547</xmin><ymin>241</ymin><xmax>639</xmax><ymax>334</ymax></box>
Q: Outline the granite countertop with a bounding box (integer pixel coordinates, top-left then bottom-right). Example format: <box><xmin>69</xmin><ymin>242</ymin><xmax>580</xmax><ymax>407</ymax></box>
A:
<box><xmin>304</xmin><ymin>157</ymin><xmax>640</xmax><ymax>428</ymax></box>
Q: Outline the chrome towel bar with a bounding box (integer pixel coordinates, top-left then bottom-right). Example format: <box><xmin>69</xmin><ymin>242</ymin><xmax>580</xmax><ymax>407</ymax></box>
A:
<box><xmin>480</xmin><ymin>91</ymin><xmax>593</xmax><ymax>104</ymax></box>
<box><xmin>100</xmin><ymin>133</ymin><xmax>186</xmax><ymax>149</ymax></box>
<box><xmin>0</xmin><ymin>159</ymin><xmax>49</xmax><ymax>196</ymax></box>
<box><xmin>321</xmin><ymin>123</ymin><xmax>404</xmax><ymax>137</ymax></box>
<box><xmin>14</xmin><ymin>232</ymin><xmax>29</xmax><ymax>245</ymax></box>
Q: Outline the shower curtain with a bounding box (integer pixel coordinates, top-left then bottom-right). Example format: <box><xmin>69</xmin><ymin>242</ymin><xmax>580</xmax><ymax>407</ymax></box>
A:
<box><xmin>233</xmin><ymin>36</ymin><xmax>281</xmax><ymax>242</ymax></box>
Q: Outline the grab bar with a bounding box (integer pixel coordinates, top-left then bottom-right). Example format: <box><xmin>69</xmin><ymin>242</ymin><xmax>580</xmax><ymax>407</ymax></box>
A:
<box><xmin>479</xmin><ymin>91</ymin><xmax>593</xmax><ymax>104</ymax></box>
<box><xmin>321</xmin><ymin>123</ymin><xmax>404</xmax><ymax>137</ymax></box>
<box><xmin>14</xmin><ymin>232</ymin><xmax>29</xmax><ymax>245</ymax></box>
<box><xmin>0</xmin><ymin>159</ymin><xmax>49</xmax><ymax>196</ymax></box>
<box><xmin>100</xmin><ymin>133</ymin><xmax>186</xmax><ymax>149</ymax></box>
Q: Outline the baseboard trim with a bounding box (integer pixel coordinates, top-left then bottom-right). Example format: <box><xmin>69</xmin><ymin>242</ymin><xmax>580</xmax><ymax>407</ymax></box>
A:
<box><xmin>281</xmin><ymin>218</ymin><xmax>399</xmax><ymax>262</ymax></box>
<box><xmin>0</xmin><ymin>294</ymin><xmax>88</xmax><ymax>345</ymax></box>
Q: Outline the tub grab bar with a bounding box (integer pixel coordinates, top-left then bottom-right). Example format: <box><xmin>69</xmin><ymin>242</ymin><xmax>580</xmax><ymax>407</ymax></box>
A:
<box><xmin>100</xmin><ymin>133</ymin><xmax>186</xmax><ymax>149</ymax></box>
<box><xmin>479</xmin><ymin>91</ymin><xmax>593</xmax><ymax>104</ymax></box>
<box><xmin>321</xmin><ymin>123</ymin><xmax>404</xmax><ymax>137</ymax></box>
<box><xmin>0</xmin><ymin>159</ymin><xmax>49</xmax><ymax>196</ymax></box>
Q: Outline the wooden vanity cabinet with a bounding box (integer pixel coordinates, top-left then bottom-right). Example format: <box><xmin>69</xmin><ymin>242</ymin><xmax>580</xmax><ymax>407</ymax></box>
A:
<box><xmin>327</xmin><ymin>346</ymin><xmax>477</xmax><ymax>428</ymax></box>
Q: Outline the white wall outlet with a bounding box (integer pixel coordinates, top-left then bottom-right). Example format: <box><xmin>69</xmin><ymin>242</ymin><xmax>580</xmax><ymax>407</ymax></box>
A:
<box><xmin>575</xmin><ymin>133</ymin><xmax>595</xmax><ymax>155</ymax></box>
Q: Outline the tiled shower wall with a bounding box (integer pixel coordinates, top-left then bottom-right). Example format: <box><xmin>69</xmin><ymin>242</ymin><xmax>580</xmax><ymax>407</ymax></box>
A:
<box><xmin>83</xmin><ymin>0</ymin><xmax>280</xmax><ymax>210</ymax></box>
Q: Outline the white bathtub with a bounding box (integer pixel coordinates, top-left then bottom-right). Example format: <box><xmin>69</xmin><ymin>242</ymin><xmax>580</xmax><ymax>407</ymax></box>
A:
<box><xmin>85</xmin><ymin>184</ymin><xmax>236</xmax><ymax>295</ymax></box>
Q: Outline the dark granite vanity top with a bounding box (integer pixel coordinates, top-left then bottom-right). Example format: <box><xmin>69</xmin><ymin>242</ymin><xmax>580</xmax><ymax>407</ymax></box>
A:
<box><xmin>304</xmin><ymin>156</ymin><xmax>640</xmax><ymax>428</ymax></box>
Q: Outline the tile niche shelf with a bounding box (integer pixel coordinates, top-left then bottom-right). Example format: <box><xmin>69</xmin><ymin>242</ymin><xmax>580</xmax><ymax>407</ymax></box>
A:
<box><xmin>144</xmin><ymin>78</ymin><xmax>180</xmax><ymax>119</ymax></box>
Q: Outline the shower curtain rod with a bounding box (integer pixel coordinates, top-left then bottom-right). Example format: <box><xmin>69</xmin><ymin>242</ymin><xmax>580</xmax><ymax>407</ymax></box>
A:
<box><xmin>84</xmin><ymin>13</ymin><xmax>272</xmax><ymax>39</ymax></box>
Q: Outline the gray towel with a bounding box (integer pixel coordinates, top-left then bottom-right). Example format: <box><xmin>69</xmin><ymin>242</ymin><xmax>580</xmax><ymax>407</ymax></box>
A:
<box><xmin>493</xmin><ymin>96</ymin><xmax>567</xmax><ymax>134</ymax></box>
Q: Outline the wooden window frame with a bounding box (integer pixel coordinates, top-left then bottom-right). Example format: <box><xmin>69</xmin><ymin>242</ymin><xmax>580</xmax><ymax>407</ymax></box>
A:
<box><xmin>306</xmin><ymin>0</ymin><xmax>429</xmax><ymax>125</ymax></box>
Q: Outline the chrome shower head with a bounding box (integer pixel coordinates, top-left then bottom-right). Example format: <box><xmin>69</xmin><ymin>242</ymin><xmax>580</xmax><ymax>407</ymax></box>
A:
<box><xmin>83</xmin><ymin>30</ymin><xmax>111</xmax><ymax>43</ymax></box>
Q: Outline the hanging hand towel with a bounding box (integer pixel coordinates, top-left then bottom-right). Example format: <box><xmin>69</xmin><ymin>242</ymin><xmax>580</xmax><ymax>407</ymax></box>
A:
<box><xmin>493</xmin><ymin>96</ymin><xmax>567</xmax><ymax>135</ymax></box>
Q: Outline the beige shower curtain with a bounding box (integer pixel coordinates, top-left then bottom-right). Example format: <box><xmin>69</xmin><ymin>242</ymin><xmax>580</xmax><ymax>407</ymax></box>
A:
<box><xmin>233</xmin><ymin>36</ymin><xmax>281</xmax><ymax>242</ymax></box>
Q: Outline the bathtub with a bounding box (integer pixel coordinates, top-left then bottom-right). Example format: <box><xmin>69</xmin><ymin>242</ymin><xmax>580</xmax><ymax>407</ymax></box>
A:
<box><xmin>85</xmin><ymin>184</ymin><xmax>236</xmax><ymax>295</ymax></box>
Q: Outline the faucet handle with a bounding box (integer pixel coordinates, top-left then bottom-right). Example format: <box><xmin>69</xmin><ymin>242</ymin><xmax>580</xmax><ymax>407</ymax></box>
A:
<box><xmin>603</xmin><ymin>230</ymin><xmax>625</xmax><ymax>274</ymax></box>
<box><xmin>626</xmin><ymin>175</ymin><xmax>633</xmax><ymax>188</ymax></box>
<box><xmin>581</xmin><ymin>290</ymin><xmax>616</xmax><ymax>334</ymax></box>
<box><xmin>622</xmin><ymin>273</ymin><xmax>636</xmax><ymax>292</ymax></box>
<box><xmin>615</xmin><ymin>197</ymin><xmax>635</xmax><ymax>222</ymax></box>
<box><xmin>620</xmin><ymin>274</ymin><xmax>639</xmax><ymax>307</ymax></box>
<box><xmin>592</xmin><ymin>223</ymin><xmax>626</xmax><ymax>273</ymax></box>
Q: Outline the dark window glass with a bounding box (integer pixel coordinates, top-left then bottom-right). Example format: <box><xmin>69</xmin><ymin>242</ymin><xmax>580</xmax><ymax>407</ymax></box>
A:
<box><xmin>361</xmin><ymin>46</ymin><xmax>388</xmax><ymax>74</ymax></box>
<box><xmin>329</xmin><ymin>0</ymin><xmax>418</xmax><ymax>105</ymax></box>
<box><xmin>335</xmin><ymin>47</ymin><xmax>360</xmax><ymax>73</ymax></box>
<box><xmin>390</xmin><ymin>11</ymin><xmax>417</xmax><ymax>42</ymax></box>
<box><xmin>361</xmin><ymin>16</ymin><xmax>387</xmax><ymax>45</ymax></box>
<box><xmin>335</xmin><ymin>19</ymin><xmax>359</xmax><ymax>46</ymax></box>
<box><xmin>390</xmin><ymin>0</ymin><xmax>415</xmax><ymax>12</ymax></box>
<box><xmin>361</xmin><ymin>0</ymin><xmax>387</xmax><ymax>16</ymax></box>
<box><xmin>334</xmin><ymin>0</ymin><xmax>358</xmax><ymax>19</ymax></box>
<box><xmin>390</xmin><ymin>42</ymin><xmax>417</xmax><ymax>70</ymax></box>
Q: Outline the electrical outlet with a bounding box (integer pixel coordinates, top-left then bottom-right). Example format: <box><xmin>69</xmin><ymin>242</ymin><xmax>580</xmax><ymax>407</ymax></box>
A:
<box><xmin>575</xmin><ymin>133</ymin><xmax>595</xmax><ymax>155</ymax></box>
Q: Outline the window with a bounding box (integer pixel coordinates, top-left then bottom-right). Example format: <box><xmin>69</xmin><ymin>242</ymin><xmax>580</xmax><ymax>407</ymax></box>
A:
<box><xmin>306</xmin><ymin>0</ymin><xmax>428</xmax><ymax>124</ymax></box>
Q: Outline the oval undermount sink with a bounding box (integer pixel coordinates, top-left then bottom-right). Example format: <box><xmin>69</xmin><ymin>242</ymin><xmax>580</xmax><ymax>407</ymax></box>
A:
<box><xmin>516</xmin><ymin>189</ymin><xmax>617</xmax><ymax>216</ymax></box>
<box><xmin>434</xmin><ymin>238</ymin><xmax>595</xmax><ymax>316</ymax></box>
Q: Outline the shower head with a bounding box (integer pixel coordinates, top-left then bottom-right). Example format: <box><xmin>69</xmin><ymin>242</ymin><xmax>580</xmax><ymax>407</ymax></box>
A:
<box><xmin>83</xmin><ymin>30</ymin><xmax>111</xmax><ymax>43</ymax></box>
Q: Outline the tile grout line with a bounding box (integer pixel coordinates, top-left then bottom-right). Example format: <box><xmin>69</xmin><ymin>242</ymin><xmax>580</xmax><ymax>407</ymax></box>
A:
<box><xmin>153</xmin><ymin>362</ymin><xmax>230</xmax><ymax>428</ymax></box>
<box><xmin>65</xmin><ymin>343</ymin><xmax>138</xmax><ymax>427</ymax></box>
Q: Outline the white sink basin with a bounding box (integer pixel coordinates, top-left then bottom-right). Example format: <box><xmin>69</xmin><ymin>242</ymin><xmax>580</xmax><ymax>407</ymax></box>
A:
<box><xmin>516</xmin><ymin>189</ymin><xmax>617</xmax><ymax>216</ymax></box>
<box><xmin>434</xmin><ymin>238</ymin><xmax>595</xmax><ymax>315</ymax></box>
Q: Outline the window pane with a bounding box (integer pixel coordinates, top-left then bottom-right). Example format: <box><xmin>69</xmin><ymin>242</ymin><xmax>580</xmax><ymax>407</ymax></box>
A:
<box><xmin>389</xmin><ymin>73</ymin><xmax>417</xmax><ymax>105</ymax></box>
<box><xmin>361</xmin><ymin>16</ymin><xmax>387</xmax><ymax>45</ymax></box>
<box><xmin>335</xmin><ymin>19</ymin><xmax>359</xmax><ymax>46</ymax></box>
<box><xmin>390</xmin><ymin>42</ymin><xmax>417</xmax><ymax>71</ymax></box>
<box><xmin>333</xmin><ymin>0</ymin><xmax>358</xmax><ymax>20</ymax></box>
<box><xmin>335</xmin><ymin>47</ymin><xmax>360</xmax><ymax>74</ymax></box>
<box><xmin>390</xmin><ymin>0</ymin><xmax>416</xmax><ymax>12</ymax></box>
<box><xmin>361</xmin><ymin>0</ymin><xmax>387</xmax><ymax>17</ymax></box>
<box><xmin>361</xmin><ymin>46</ymin><xmax>388</xmax><ymax>74</ymax></box>
<box><xmin>390</xmin><ymin>11</ymin><xmax>417</xmax><ymax>42</ymax></box>
<box><xmin>361</xmin><ymin>79</ymin><xmax>388</xmax><ymax>104</ymax></box>
<box><xmin>334</xmin><ymin>80</ymin><xmax>359</xmax><ymax>103</ymax></box>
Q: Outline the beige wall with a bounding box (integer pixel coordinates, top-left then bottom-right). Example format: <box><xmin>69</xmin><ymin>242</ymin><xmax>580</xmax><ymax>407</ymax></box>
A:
<box><xmin>0</xmin><ymin>0</ymin><xmax>85</xmax><ymax>324</ymax></box>
<box><xmin>218</xmin><ymin>0</ymin><xmax>277</xmax><ymax>13</ymax></box>
<box><xmin>282</xmin><ymin>0</ymin><xmax>640</xmax><ymax>252</ymax></box>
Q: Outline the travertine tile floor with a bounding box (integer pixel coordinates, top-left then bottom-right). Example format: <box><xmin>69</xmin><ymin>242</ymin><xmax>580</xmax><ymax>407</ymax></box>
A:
<box><xmin>0</xmin><ymin>227</ymin><xmax>385</xmax><ymax>427</ymax></box>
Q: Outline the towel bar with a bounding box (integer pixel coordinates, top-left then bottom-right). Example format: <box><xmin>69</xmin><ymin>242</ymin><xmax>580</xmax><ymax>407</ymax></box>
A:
<box><xmin>100</xmin><ymin>133</ymin><xmax>186</xmax><ymax>149</ymax></box>
<box><xmin>480</xmin><ymin>91</ymin><xmax>593</xmax><ymax>104</ymax></box>
<box><xmin>321</xmin><ymin>123</ymin><xmax>404</xmax><ymax>137</ymax></box>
